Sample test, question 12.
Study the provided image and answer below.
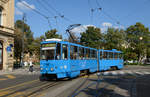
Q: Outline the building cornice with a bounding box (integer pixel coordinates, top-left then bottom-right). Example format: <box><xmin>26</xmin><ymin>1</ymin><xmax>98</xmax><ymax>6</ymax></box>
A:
<box><xmin>0</xmin><ymin>28</ymin><xmax>15</xmax><ymax>37</ymax></box>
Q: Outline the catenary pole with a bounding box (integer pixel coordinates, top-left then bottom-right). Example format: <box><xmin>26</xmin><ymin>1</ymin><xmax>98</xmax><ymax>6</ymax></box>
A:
<box><xmin>20</xmin><ymin>13</ymin><xmax>26</xmax><ymax>67</ymax></box>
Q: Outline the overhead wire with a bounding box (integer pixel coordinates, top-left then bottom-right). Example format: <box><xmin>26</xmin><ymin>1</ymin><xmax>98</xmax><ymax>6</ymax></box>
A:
<box><xmin>42</xmin><ymin>0</ymin><xmax>75</xmax><ymax>24</ymax></box>
<box><xmin>54</xmin><ymin>16</ymin><xmax>60</xmax><ymax>34</ymax></box>
<box><xmin>17</xmin><ymin>0</ymin><xmax>53</xmax><ymax>29</ymax></box>
<box><xmin>36</xmin><ymin>0</ymin><xmax>55</xmax><ymax>16</ymax></box>
<box><xmin>88</xmin><ymin>0</ymin><xmax>95</xmax><ymax>24</ymax></box>
<box><xmin>95</xmin><ymin>0</ymin><xmax>122</xmax><ymax>26</ymax></box>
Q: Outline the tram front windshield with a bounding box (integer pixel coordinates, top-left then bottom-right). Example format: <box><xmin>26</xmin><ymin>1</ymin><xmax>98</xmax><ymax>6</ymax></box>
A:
<box><xmin>41</xmin><ymin>43</ymin><xmax>56</xmax><ymax>60</ymax></box>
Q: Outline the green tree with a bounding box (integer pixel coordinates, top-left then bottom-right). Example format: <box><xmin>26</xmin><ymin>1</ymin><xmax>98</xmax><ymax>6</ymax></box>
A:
<box><xmin>104</xmin><ymin>28</ymin><xmax>125</xmax><ymax>50</ymax></box>
<box><xmin>14</xmin><ymin>28</ymin><xmax>22</xmax><ymax>62</ymax></box>
<box><xmin>80</xmin><ymin>26</ymin><xmax>103</xmax><ymax>49</ymax></box>
<box><xmin>125</xmin><ymin>22</ymin><xmax>150</xmax><ymax>63</ymax></box>
<box><xmin>14</xmin><ymin>20</ymin><xmax>34</xmax><ymax>61</ymax></box>
<box><xmin>45</xmin><ymin>29</ymin><xmax>62</xmax><ymax>39</ymax></box>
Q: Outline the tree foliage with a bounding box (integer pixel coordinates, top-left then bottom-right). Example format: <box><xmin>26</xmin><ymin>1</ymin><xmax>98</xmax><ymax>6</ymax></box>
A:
<box><xmin>45</xmin><ymin>29</ymin><xmax>62</xmax><ymax>39</ymax></box>
<box><xmin>80</xmin><ymin>26</ymin><xmax>103</xmax><ymax>49</ymax></box>
<box><xmin>14</xmin><ymin>20</ymin><xmax>34</xmax><ymax>61</ymax></box>
<box><xmin>104</xmin><ymin>28</ymin><xmax>125</xmax><ymax>50</ymax></box>
<box><xmin>125</xmin><ymin>22</ymin><xmax>150</xmax><ymax>62</ymax></box>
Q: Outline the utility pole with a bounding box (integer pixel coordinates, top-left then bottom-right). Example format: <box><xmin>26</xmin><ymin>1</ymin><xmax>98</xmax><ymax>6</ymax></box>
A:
<box><xmin>20</xmin><ymin>13</ymin><xmax>26</xmax><ymax>67</ymax></box>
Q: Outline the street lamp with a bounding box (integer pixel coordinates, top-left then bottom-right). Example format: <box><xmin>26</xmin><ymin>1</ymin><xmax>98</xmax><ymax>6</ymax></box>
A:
<box><xmin>139</xmin><ymin>37</ymin><xmax>143</xmax><ymax>40</ymax></box>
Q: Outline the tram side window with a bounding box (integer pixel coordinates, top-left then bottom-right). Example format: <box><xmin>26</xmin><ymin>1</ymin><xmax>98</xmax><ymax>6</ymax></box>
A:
<box><xmin>70</xmin><ymin>46</ymin><xmax>78</xmax><ymax>60</ymax></box>
<box><xmin>70</xmin><ymin>46</ymin><xmax>73</xmax><ymax>60</ymax></box>
<box><xmin>100</xmin><ymin>51</ymin><xmax>103</xmax><ymax>60</ymax></box>
<box><xmin>79</xmin><ymin>47</ymin><xmax>85</xmax><ymax>59</ymax></box>
<box><xmin>103</xmin><ymin>52</ymin><xmax>107</xmax><ymax>59</ymax></box>
<box><xmin>114</xmin><ymin>53</ymin><xmax>118</xmax><ymax>59</ymax></box>
<box><xmin>91</xmin><ymin>50</ymin><xmax>94</xmax><ymax>59</ymax></box>
<box><xmin>62</xmin><ymin>44</ymin><xmax>68</xmax><ymax>60</ymax></box>
<box><xmin>91</xmin><ymin>50</ymin><xmax>97</xmax><ymax>59</ymax></box>
<box><xmin>56</xmin><ymin>43</ymin><xmax>61</xmax><ymax>60</ymax></box>
<box><xmin>86</xmin><ymin>49</ymin><xmax>90</xmax><ymax>59</ymax></box>
<box><xmin>106</xmin><ymin>52</ymin><xmax>109</xmax><ymax>59</ymax></box>
<box><xmin>109</xmin><ymin>52</ymin><xmax>113</xmax><ymax>59</ymax></box>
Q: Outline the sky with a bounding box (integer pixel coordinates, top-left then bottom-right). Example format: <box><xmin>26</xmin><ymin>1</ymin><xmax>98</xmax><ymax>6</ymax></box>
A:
<box><xmin>15</xmin><ymin>0</ymin><xmax>150</xmax><ymax>39</ymax></box>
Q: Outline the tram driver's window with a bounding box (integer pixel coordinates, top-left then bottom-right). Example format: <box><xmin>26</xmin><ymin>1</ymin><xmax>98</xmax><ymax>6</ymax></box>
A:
<box><xmin>62</xmin><ymin>44</ymin><xmax>68</xmax><ymax>60</ymax></box>
<box><xmin>56</xmin><ymin>43</ymin><xmax>61</xmax><ymax>60</ymax></box>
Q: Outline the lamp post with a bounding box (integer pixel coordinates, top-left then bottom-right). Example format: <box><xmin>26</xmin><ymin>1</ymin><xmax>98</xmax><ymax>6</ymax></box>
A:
<box><xmin>138</xmin><ymin>36</ymin><xmax>143</xmax><ymax>64</ymax></box>
<box><xmin>20</xmin><ymin>13</ymin><xmax>26</xmax><ymax>67</ymax></box>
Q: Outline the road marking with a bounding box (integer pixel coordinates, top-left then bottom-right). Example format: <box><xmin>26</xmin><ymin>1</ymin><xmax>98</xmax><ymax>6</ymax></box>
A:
<box><xmin>5</xmin><ymin>83</ymin><xmax>50</xmax><ymax>97</ymax></box>
<box><xmin>36</xmin><ymin>93</ymin><xmax>45</xmax><ymax>97</ymax></box>
<box><xmin>119</xmin><ymin>71</ymin><xmax>125</xmax><ymax>75</ymax></box>
<box><xmin>111</xmin><ymin>71</ymin><xmax>118</xmax><ymax>75</ymax></box>
<box><xmin>103</xmin><ymin>72</ymin><xmax>110</xmax><ymax>75</ymax></box>
<box><xmin>0</xmin><ymin>78</ymin><xmax>7</xmax><ymax>81</ymax></box>
<box><xmin>7</xmin><ymin>92</ymin><xmax>26</xmax><ymax>97</ymax></box>
<box><xmin>0</xmin><ymin>79</ymin><xmax>39</xmax><ymax>91</ymax></box>
<box><xmin>126</xmin><ymin>71</ymin><xmax>133</xmax><ymax>74</ymax></box>
<box><xmin>5</xmin><ymin>75</ymin><xmax>16</xmax><ymax>79</ymax></box>
<box><xmin>135</xmin><ymin>72</ymin><xmax>144</xmax><ymax>75</ymax></box>
<box><xmin>143</xmin><ymin>71</ymin><xmax>150</xmax><ymax>74</ymax></box>
<box><xmin>0</xmin><ymin>90</ymin><xmax>12</xmax><ymax>96</ymax></box>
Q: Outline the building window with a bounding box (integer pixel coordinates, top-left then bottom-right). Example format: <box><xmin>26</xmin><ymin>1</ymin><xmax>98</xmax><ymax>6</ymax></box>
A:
<box><xmin>0</xmin><ymin>8</ymin><xmax>2</xmax><ymax>25</ymax></box>
<box><xmin>0</xmin><ymin>42</ymin><xmax>3</xmax><ymax>70</ymax></box>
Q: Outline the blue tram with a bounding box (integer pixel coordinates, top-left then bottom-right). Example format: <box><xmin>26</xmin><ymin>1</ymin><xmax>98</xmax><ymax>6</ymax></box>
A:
<box><xmin>40</xmin><ymin>39</ymin><xmax>123</xmax><ymax>79</ymax></box>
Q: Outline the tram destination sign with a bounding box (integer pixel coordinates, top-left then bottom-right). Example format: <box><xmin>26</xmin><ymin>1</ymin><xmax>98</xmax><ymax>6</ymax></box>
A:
<box><xmin>42</xmin><ymin>43</ymin><xmax>56</xmax><ymax>48</ymax></box>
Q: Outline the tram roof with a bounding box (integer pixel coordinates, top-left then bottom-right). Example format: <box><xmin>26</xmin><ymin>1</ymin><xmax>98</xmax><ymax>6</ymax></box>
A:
<box><xmin>41</xmin><ymin>40</ymin><xmax>97</xmax><ymax>50</ymax></box>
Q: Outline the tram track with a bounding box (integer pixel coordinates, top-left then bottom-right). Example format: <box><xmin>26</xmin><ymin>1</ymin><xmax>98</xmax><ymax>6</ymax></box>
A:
<box><xmin>0</xmin><ymin>79</ymin><xmax>63</xmax><ymax>97</ymax></box>
<box><xmin>68</xmin><ymin>72</ymin><xmax>103</xmax><ymax>97</ymax></box>
<box><xmin>68</xmin><ymin>74</ymin><xmax>90</xmax><ymax>97</ymax></box>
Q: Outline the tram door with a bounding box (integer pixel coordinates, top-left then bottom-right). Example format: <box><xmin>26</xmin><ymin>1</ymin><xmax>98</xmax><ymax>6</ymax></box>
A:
<box><xmin>99</xmin><ymin>51</ymin><xmax>104</xmax><ymax>71</ymax></box>
<box><xmin>0</xmin><ymin>42</ymin><xmax>3</xmax><ymax>70</ymax></box>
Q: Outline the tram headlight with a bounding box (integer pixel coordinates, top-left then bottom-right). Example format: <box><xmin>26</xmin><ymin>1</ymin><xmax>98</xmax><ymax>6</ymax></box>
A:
<box><xmin>50</xmin><ymin>68</ymin><xmax>54</xmax><ymax>71</ymax></box>
<box><xmin>41</xmin><ymin>68</ymin><xmax>43</xmax><ymax>70</ymax></box>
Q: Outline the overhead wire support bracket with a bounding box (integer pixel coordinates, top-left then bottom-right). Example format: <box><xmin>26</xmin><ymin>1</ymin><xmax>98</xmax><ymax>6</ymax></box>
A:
<box><xmin>66</xmin><ymin>24</ymin><xmax>81</xmax><ymax>43</ymax></box>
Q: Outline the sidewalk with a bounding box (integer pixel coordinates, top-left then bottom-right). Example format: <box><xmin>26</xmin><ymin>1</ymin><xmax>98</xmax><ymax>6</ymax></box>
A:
<box><xmin>0</xmin><ymin>65</ymin><xmax>40</xmax><ymax>75</ymax></box>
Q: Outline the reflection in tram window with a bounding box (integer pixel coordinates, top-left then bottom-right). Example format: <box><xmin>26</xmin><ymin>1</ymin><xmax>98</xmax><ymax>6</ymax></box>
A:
<box><xmin>62</xmin><ymin>44</ymin><xmax>68</xmax><ymax>60</ymax></box>
<box><xmin>70</xmin><ymin>46</ymin><xmax>78</xmax><ymax>60</ymax></box>
<box><xmin>79</xmin><ymin>47</ymin><xmax>85</xmax><ymax>59</ymax></box>
<box><xmin>56</xmin><ymin>43</ymin><xmax>61</xmax><ymax>60</ymax></box>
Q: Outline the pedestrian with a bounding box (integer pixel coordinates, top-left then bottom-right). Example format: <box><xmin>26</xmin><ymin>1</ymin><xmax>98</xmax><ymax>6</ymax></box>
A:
<box><xmin>29</xmin><ymin>59</ymin><xmax>33</xmax><ymax>72</ymax></box>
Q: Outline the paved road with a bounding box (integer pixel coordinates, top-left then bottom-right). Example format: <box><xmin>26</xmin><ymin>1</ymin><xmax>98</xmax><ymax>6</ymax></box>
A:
<box><xmin>0</xmin><ymin>65</ymin><xmax>150</xmax><ymax>97</ymax></box>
